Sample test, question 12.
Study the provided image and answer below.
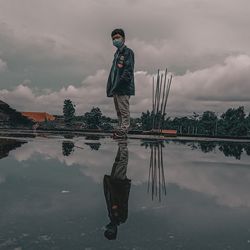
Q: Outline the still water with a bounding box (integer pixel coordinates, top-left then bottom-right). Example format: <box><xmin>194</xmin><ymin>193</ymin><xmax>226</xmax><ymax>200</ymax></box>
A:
<box><xmin>0</xmin><ymin>134</ymin><xmax>250</xmax><ymax>250</ymax></box>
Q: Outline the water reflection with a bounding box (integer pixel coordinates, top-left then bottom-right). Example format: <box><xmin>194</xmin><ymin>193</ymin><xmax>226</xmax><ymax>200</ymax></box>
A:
<box><xmin>84</xmin><ymin>135</ymin><xmax>102</xmax><ymax>151</ymax></box>
<box><xmin>62</xmin><ymin>141</ymin><xmax>75</xmax><ymax>156</ymax></box>
<box><xmin>103</xmin><ymin>140</ymin><xmax>131</xmax><ymax>240</ymax></box>
<box><xmin>142</xmin><ymin>141</ymin><xmax>167</xmax><ymax>202</ymax></box>
<box><xmin>177</xmin><ymin>140</ymin><xmax>250</xmax><ymax>160</ymax></box>
<box><xmin>85</xmin><ymin>142</ymin><xmax>101</xmax><ymax>151</ymax></box>
<box><xmin>0</xmin><ymin>138</ymin><xmax>27</xmax><ymax>159</ymax></box>
<box><xmin>1</xmin><ymin>136</ymin><xmax>250</xmax><ymax>248</ymax></box>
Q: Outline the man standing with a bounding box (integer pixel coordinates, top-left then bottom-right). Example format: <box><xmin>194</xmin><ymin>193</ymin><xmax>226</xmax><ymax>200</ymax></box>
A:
<box><xmin>106</xmin><ymin>28</ymin><xmax>135</xmax><ymax>139</ymax></box>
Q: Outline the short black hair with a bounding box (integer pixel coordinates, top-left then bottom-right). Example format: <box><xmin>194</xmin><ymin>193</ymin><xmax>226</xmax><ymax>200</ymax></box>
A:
<box><xmin>111</xmin><ymin>28</ymin><xmax>125</xmax><ymax>39</ymax></box>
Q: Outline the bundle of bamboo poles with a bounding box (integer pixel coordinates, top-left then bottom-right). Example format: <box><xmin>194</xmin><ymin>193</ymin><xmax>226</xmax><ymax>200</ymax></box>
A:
<box><xmin>152</xmin><ymin>68</ymin><xmax>173</xmax><ymax>132</ymax></box>
<box><xmin>147</xmin><ymin>142</ymin><xmax>167</xmax><ymax>202</ymax></box>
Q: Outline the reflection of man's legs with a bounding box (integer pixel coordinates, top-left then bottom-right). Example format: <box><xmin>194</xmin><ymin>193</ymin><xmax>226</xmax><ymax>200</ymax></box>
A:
<box><xmin>113</xmin><ymin>95</ymin><xmax>130</xmax><ymax>134</ymax></box>
<box><xmin>103</xmin><ymin>141</ymin><xmax>130</xmax><ymax>241</ymax></box>
<box><xmin>111</xmin><ymin>141</ymin><xmax>128</xmax><ymax>180</ymax></box>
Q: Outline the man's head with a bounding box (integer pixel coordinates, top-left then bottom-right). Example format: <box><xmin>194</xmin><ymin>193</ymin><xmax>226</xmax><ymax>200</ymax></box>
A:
<box><xmin>111</xmin><ymin>28</ymin><xmax>125</xmax><ymax>49</ymax></box>
<box><xmin>104</xmin><ymin>223</ymin><xmax>118</xmax><ymax>240</ymax></box>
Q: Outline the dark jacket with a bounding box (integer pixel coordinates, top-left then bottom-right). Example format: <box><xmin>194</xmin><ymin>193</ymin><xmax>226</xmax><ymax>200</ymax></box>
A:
<box><xmin>106</xmin><ymin>45</ymin><xmax>135</xmax><ymax>97</ymax></box>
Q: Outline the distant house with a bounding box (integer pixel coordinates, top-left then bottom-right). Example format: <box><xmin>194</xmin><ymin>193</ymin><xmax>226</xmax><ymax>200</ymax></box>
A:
<box><xmin>21</xmin><ymin>112</ymin><xmax>55</xmax><ymax>122</ymax></box>
<box><xmin>161</xmin><ymin>129</ymin><xmax>177</xmax><ymax>136</ymax></box>
<box><xmin>144</xmin><ymin>129</ymin><xmax>177</xmax><ymax>136</ymax></box>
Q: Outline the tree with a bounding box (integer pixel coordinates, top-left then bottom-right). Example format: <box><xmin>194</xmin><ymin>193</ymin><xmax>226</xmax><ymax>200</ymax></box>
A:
<box><xmin>141</xmin><ymin>110</ymin><xmax>152</xmax><ymax>131</ymax></box>
<box><xmin>245</xmin><ymin>113</ymin><xmax>250</xmax><ymax>136</ymax></box>
<box><xmin>220</xmin><ymin>106</ymin><xmax>247</xmax><ymax>136</ymax></box>
<box><xmin>199</xmin><ymin>111</ymin><xmax>217</xmax><ymax>135</ymax></box>
<box><xmin>63</xmin><ymin>99</ymin><xmax>75</xmax><ymax>127</ymax></box>
<box><xmin>84</xmin><ymin>107</ymin><xmax>102</xmax><ymax>129</ymax></box>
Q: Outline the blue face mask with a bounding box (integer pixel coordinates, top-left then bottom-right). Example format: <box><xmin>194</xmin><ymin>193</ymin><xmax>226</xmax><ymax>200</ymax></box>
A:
<box><xmin>113</xmin><ymin>38</ymin><xmax>124</xmax><ymax>48</ymax></box>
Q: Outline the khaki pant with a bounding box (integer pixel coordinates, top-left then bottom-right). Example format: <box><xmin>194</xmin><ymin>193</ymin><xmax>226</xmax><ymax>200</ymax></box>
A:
<box><xmin>113</xmin><ymin>94</ymin><xmax>130</xmax><ymax>133</ymax></box>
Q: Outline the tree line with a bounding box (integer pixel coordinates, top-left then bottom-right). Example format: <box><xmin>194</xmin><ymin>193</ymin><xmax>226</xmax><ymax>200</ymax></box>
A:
<box><xmin>141</xmin><ymin>106</ymin><xmax>250</xmax><ymax>137</ymax></box>
<box><xmin>63</xmin><ymin>99</ymin><xmax>250</xmax><ymax>137</ymax></box>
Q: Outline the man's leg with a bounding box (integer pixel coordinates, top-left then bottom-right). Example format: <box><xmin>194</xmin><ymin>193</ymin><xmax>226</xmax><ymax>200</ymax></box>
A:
<box><xmin>111</xmin><ymin>141</ymin><xmax>128</xmax><ymax>180</ymax></box>
<box><xmin>113</xmin><ymin>94</ymin><xmax>122</xmax><ymax>130</ymax></box>
<box><xmin>116</xmin><ymin>95</ymin><xmax>130</xmax><ymax>134</ymax></box>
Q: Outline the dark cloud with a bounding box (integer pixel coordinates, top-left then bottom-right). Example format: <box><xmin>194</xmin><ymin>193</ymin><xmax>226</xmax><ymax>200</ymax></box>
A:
<box><xmin>1</xmin><ymin>55</ymin><xmax>250</xmax><ymax>117</ymax></box>
<box><xmin>0</xmin><ymin>0</ymin><xmax>250</xmax><ymax>115</ymax></box>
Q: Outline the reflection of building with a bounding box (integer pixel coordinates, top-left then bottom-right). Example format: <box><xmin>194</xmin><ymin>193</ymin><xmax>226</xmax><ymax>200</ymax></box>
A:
<box><xmin>21</xmin><ymin>112</ymin><xmax>55</xmax><ymax>122</ymax></box>
<box><xmin>0</xmin><ymin>138</ymin><xmax>27</xmax><ymax>160</ymax></box>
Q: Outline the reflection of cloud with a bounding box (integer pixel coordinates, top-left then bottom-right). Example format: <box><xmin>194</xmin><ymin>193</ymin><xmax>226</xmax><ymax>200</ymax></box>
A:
<box><xmin>0</xmin><ymin>175</ymin><xmax>5</xmax><ymax>184</ymax></box>
<box><xmin>162</xmin><ymin>143</ymin><xmax>250</xmax><ymax>208</ymax></box>
<box><xmin>9</xmin><ymin>138</ymin><xmax>250</xmax><ymax>208</ymax></box>
<box><xmin>166</xmin><ymin>161</ymin><xmax>250</xmax><ymax>208</ymax></box>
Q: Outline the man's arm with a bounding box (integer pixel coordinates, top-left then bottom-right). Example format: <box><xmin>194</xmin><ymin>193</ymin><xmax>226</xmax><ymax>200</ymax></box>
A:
<box><xmin>118</xmin><ymin>49</ymin><xmax>134</xmax><ymax>85</ymax></box>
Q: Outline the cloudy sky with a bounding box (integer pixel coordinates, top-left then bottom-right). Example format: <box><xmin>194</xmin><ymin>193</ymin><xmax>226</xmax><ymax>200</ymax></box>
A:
<box><xmin>0</xmin><ymin>0</ymin><xmax>250</xmax><ymax>117</ymax></box>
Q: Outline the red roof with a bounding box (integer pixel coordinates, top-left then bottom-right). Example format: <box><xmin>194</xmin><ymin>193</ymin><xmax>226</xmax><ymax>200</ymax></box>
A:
<box><xmin>161</xmin><ymin>129</ymin><xmax>177</xmax><ymax>135</ymax></box>
<box><xmin>21</xmin><ymin>112</ymin><xmax>55</xmax><ymax>122</ymax></box>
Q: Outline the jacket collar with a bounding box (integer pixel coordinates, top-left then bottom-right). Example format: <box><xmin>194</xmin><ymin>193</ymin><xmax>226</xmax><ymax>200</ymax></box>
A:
<box><xmin>116</xmin><ymin>44</ymin><xmax>126</xmax><ymax>53</ymax></box>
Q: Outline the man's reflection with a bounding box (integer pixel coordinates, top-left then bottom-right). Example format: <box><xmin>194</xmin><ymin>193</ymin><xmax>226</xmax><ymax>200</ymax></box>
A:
<box><xmin>103</xmin><ymin>140</ymin><xmax>131</xmax><ymax>240</ymax></box>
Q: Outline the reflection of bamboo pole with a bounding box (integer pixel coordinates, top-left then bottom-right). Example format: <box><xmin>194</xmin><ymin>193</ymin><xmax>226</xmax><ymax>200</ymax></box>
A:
<box><xmin>158</xmin><ymin>144</ymin><xmax>161</xmax><ymax>202</ymax></box>
<box><xmin>147</xmin><ymin>142</ymin><xmax>167</xmax><ymax>201</ymax></box>
<box><xmin>153</xmin><ymin>145</ymin><xmax>157</xmax><ymax>199</ymax></box>
<box><xmin>152</xmin><ymin>77</ymin><xmax>155</xmax><ymax>114</ymax></box>
<box><xmin>148</xmin><ymin>147</ymin><xmax>153</xmax><ymax>194</ymax></box>
<box><xmin>161</xmin><ymin>145</ymin><xmax>167</xmax><ymax>195</ymax></box>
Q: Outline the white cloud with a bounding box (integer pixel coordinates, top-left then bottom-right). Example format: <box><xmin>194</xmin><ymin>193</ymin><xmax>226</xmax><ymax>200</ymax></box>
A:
<box><xmin>1</xmin><ymin>0</ymin><xmax>250</xmax><ymax>90</ymax></box>
<box><xmin>0</xmin><ymin>58</ymin><xmax>7</xmax><ymax>72</ymax></box>
<box><xmin>1</xmin><ymin>55</ymin><xmax>250</xmax><ymax>116</ymax></box>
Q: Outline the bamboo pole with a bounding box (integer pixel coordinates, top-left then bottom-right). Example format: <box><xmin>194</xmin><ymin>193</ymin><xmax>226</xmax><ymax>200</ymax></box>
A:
<box><xmin>158</xmin><ymin>68</ymin><xmax>168</xmax><ymax>131</ymax></box>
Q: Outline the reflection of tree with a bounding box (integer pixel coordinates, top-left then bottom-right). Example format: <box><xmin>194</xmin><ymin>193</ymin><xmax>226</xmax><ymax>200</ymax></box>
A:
<box><xmin>244</xmin><ymin>144</ymin><xmax>250</xmax><ymax>156</ymax></box>
<box><xmin>85</xmin><ymin>135</ymin><xmax>103</xmax><ymax>140</ymax></box>
<box><xmin>62</xmin><ymin>141</ymin><xmax>75</xmax><ymax>156</ymax></box>
<box><xmin>198</xmin><ymin>141</ymin><xmax>217</xmax><ymax>153</ymax></box>
<box><xmin>174</xmin><ymin>140</ymin><xmax>250</xmax><ymax>160</ymax></box>
<box><xmin>63</xmin><ymin>133</ymin><xmax>75</xmax><ymax>139</ymax></box>
<box><xmin>85</xmin><ymin>142</ymin><xmax>101</xmax><ymax>151</ymax></box>
<box><xmin>218</xmin><ymin>142</ymin><xmax>244</xmax><ymax>160</ymax></box>
<box><xmin>0</xmin><ymin>138</ymin><xmax>27</xmax><ymax>159</ymax></box>
<box><xmin>103</xmin><ymin>141</ymin><xmax>131</xmax><ymax>240</ymax></box>
<box><xmin>141</xmin><ymin>139</ymin><xmax>165</xmax><ymax>149</ymax></box>
<box><xmin>147</xmin><ymin>142</ymin><xmax>167</xmax><ymax>202</ymax></box>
